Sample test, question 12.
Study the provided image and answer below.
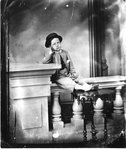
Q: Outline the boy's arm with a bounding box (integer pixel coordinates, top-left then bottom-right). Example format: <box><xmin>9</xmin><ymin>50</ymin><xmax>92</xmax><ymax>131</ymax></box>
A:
<box><xmin>37</xmin><ymin>52</ymin><xmax>53</xmax><ymax>64</ymax></box>
<box><xmin>42</xmin><ymin>53</ymin><xmax>52</xmax><ymax>64</ymax></box>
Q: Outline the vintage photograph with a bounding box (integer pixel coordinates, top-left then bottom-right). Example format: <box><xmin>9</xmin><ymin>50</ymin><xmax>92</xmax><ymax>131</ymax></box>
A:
<box><xmin>1</xmin><ymin>0</ymin><xmax>126</xmax><ymax>148</ymax></box>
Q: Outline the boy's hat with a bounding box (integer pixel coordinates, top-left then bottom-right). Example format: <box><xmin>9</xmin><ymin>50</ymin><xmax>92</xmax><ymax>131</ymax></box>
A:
<box><xmin>45</xmin><ymin>33</ymin><xmax>63</xmax><ymax>48</ymax></box>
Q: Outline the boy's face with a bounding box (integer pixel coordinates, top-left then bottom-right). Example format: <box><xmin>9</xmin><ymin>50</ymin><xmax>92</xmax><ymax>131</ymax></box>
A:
<box><xmin>50</xmin><ymin>38</ymin><xmax>61</xmax><ymax>52</ymax></box>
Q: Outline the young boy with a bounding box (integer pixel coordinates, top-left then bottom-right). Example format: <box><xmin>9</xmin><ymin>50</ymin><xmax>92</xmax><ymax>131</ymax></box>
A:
<box><xmin>42</xmin><ymin>32</ymin><xmax>93</xmax><ymax>92</ymax></box>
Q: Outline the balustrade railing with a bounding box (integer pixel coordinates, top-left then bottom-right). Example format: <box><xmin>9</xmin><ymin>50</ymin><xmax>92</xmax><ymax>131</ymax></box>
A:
<box><xmin>71</xmin><ymin>76</ymin><xmax>126</xmax><ymax>142</ymax></box>
<box><xmin>51</xmin><ymin>76</ymin><xmax>126</xmax><ymax>144</ymax></box>
<box><xmin>70</xmin><ymin>76</ymin><xmax>126</xmax><ymax>118</ymax></box>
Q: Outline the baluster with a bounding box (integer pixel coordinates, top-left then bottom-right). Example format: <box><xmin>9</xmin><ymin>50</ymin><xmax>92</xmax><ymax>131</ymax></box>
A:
<box><xmin>104</xmin><ymin>114</ymin><xmax>108</xmax><ymax>141</ymax></box>
<box><xmin>114</xmin><ymin>86</ymin><xmax>124</xmax><ymax>110</ymax></box>
<box><xmin>83</xmin><ymin>115</ymin><xmax>87</xmax><ymax>142</ymax></box>
<box><xmin>71</xmin><ymin>91</ymin><xmax>84</xmax><ymax>128</ymax></box>
<box><xmin>91</xmin><ymin>114</ymin><xmax>97</xmax><ymax>141</ymax></box>
<box><xmin>52</xmin><ymin>91</ymin><xmax>64</xmax><ymax>129</ymax></box>
<box><xmin>72</xmin><ymin>98</ymin><xmax>83</xmax><ymax>119</ymax></box>
<box><xmin>82</xmin><ymin>96</ymin><xmax>87</xmax><ymax>142</ymax></box>
<box><xmin>93</xmin><ymin>97</ymin><xmax>104</xmax><ymax>112</ymax></box>
<box><xmin>90</xmin><ymin>97</ymin><xmax>97</xmax><ymax>141</ymax></box>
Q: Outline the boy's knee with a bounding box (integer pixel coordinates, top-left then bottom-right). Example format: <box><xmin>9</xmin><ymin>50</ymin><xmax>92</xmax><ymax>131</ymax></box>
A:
<box><xmin>65</xmin><ymin>79</ymin><xmax>75</xmax><ymax>91</ymax></box>
<box><xmin>57</xmin><ymin>77</ymin><xmax>75</xmax><ymax>91</ymax></box>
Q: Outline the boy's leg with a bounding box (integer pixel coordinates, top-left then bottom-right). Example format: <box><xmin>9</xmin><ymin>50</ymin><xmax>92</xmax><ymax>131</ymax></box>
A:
<box><xmin>55</xmin><ymin>77</ymin><xmax>93</xmax><ymax>92</ymax></box>
<box><xmin>75</xmin><ymin>77</ymin><xmax>93</xmax><ymax>91</ymax></box>
<box><xmin>55</xmin><ymin>77</ymin><xmax>76</xmax><ymax>92</ymax></box>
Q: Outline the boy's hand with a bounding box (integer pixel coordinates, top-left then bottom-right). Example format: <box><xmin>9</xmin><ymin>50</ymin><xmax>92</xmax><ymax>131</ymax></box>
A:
<box><xmin>49</xmin><ymin>50</ymin><xmax>53</xmax><ymax>55</ymax></box>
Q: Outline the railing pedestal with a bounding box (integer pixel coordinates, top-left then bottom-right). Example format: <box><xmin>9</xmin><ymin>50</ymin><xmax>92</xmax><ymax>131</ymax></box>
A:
<box><xmin>9</xmin><ymin>63</ymin><xmax>61</xmax><ymax>143</ymax></box>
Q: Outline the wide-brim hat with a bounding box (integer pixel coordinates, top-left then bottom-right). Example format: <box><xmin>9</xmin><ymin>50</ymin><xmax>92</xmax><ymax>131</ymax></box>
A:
<box><xmin>45</xmin><ymin>33</ymin><xmax>63</xmax><ymax>48</ymax></box>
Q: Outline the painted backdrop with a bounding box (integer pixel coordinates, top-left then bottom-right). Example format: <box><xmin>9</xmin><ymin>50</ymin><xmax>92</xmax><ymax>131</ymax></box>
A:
<box><xmin>9</xmin><ymin>0</ymin><xmax>90</xmax><ymax>78</ymax></box>
<box><xmin>8</xmin><ymin>0</ymin><xmax>125</xmax><ymax>76</ymax></box>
